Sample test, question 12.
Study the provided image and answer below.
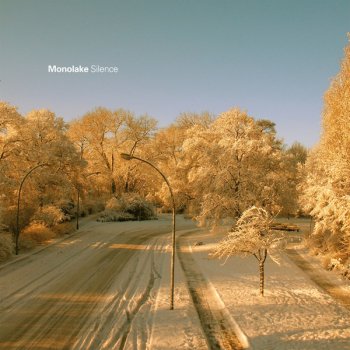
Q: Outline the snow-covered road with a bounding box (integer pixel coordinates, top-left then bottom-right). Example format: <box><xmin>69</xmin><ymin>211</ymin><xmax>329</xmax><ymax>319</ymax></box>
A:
<box><xmin>2</xmin><ymin>216</ymin><xmax>350</xmax><ymax>350</ymax></box>
<box><xmin>0</xmin><ymin>215</ymin><xmax>198</xmax><ymax>350</ymax></box>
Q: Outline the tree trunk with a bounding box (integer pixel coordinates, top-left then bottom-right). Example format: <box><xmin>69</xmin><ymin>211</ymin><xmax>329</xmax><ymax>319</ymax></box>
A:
<box><xmin>259</xmin><ymin>261</ymin><xmax>264</xmax><ymax>296</ymax></box>
<box><xmin>124</xmin><ymin>180</ymin><xmax>129</xmax><ymax>192</ymax></box>
<box><xmin>111</xmin><ymin>178</ymin><xmax>116</xmax><ymax>194</ymax></box>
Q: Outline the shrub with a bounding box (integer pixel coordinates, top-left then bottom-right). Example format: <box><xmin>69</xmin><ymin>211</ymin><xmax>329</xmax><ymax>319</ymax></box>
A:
<box><xmin>97</xmin><ymin>210</ymin><xmax>134</xmax><ymax>222</ymax></box>
<box><xmin>0</xmin><ymin>234</ymin><xmax>14</xmax><ymax>262</ymax></box>
<box><xmin>98</xmin><ymin>193</ymin><xmax>156</xmax><ymax>222</ymax></box>
<box><xmin>124</xmin><ymin>194</ymin><xmax>155</xmax><ymax>220</ymax></box>
<box><xmin>31</xmin><ymin>205</ymin><xmax>69</xmax><ymax>227</ymax></box>
<box><xmin>79</xmin><ymin>198</ymin><xmax>105</xmax><ymax>217</ymax></box>
<box><xmin>21</xmin><ymin>222</ymin><xmax>55</xmax><ymax>244</ymax></box>
<box><xmin>56</xmin><ymin>199</ymin><xmax>75</xmax><ymax>217</ymax></box>
<box><xmin>52</xmin><ymin>222</ymin><xmax>75</xmax><ymax>236</ymax></box>
<box><xmin>19</xmin><ymin>236</ymin><xmax>36</xmax><ymax>251</ymax></box>
<box><xmin>105</xmin><ymin>196</ymin><xmax>126</xmax><ymax>212</ymax></box>
<box><xmin>2</xmin><ymin>205</ymin><xmax>34</xmax><ymax>234</ymax></box>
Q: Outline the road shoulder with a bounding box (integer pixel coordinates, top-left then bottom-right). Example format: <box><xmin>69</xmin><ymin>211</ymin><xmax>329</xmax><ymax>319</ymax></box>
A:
<box><xmin>149</xmin><ymin>234</ymin><xmax>207</xmax><ymax>350</ymax></box>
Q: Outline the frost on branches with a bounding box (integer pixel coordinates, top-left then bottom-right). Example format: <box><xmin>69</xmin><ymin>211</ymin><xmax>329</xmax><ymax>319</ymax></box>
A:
<box><xmin>183</xmin><ymin>108</ymin><xmax>286</xmax><ymax>228</ymax></box>
<box><xmin>300</xmin><ymin>35</ymin><xmax>350</xmax><ymax>270</ymax></box>
<box><xmin>212</xmin><ymin>206</ymin><xmax>284</xmax><ymax>296</ymax></box>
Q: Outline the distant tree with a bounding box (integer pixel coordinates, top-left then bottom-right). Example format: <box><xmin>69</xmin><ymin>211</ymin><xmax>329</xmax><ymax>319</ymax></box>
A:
<box><xmin>175</xmin><ymin>111</ymin><xmax>214</xmax><ymax>129</ymax></box>
<box><xmin>68</xmin><ymin>107</ymin><xmax>128</xmax><ymax>194</ymax></box>
<box><xmin>0</xmin><ymin>102</ymin><xmax>23</xmax><ymax>189</ymax></box>
<box><xmin>0</xmin><ymin>102</ymin><xmax>23</xmax><ymax>160</ymax></box>
<box><xmin>286</xmin><ymin>142</ymin><xmax>308</xmax><ymax>165</ymax></box>
<box><xmin>124</xmin><ymin>114</ymin><xmax>157</xmax><ymax>155</ymax></box>
<box><xmin>144</xmin><ymin>122</ymin><xmax>195</xmax><ymax>212</ymax></box>
<box><xmin>68</xmin><ymin>108</ymin><xmax>157</xmax><ymax>196</ymax></box>
<box><xmin>279</xmin><ymin>142</ymin><xmax>308</xmax><ymax>217</ymax></box>
<box><xmin>122</xmin><ymin>114</ymin><xmax>157</xmax><ymax>192</ymax></box>
<box><xmin>182</xmin><ymin>108</ymin><xmax>285</xmax><ymax>227</ymax></box>
<box><xmin>212</xmin><ymin>206</ymin><xmax>284</xmax><ymax>296</ymax></box>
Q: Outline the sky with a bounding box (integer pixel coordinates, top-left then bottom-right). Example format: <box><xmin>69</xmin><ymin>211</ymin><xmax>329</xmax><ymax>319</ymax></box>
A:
<box><xmin>0</xmin><ymin>0</ymin><xmax>349</xmax><ymax>147</ymax></box>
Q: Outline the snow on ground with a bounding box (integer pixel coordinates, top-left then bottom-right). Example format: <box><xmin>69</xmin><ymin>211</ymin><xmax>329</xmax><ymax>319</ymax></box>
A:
<box><xmin>2</xmin><ymin>215</ymin><xmax>350</xmax><ymax>349</ymax></box>
<box><xmin>185</xmin><ymin>230</ymin><xmax>350</xmax><ymax>349</ymax></box>
<box><xmin>0</xmin><ymin>215</ymin><xmax>207</xmax><ymax>350</ymax></box>
<box><xmin>149</xmin><ymin>233</ymin><xmax>207</xmax><ymax>350</ymax></box>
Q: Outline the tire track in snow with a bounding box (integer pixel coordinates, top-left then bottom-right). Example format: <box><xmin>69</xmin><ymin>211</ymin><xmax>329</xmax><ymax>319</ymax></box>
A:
<box><xmin>73</xmin><ymin>239</ymin><xmax>164</xmax><ymax>350</ymax></box>
<box><xmin>117</xmin><ymin>257</ymin><xmax>160</xmax><ymax>350</ymax></box>
<box><xmin>177</xmin><ymin>232</ymin><xmax>246</xmax><ymax>350</ymax></box>
<box><xmin>0</xmin><ymin>229</ymin><xmax>167</xmax><ymax>349</ymax></box>
<box><xmin>0</xmin><ymin>217</ymin><xmax>197</xmax><ymax>349</ymax></box>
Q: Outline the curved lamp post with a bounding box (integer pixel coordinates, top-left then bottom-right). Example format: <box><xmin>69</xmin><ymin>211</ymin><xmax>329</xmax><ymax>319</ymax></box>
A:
<box><xmin>120</xmin><ymin>153</ymin><xmax>176</xmax><ymax>310</ymax></box>
<box><xmin>15</xmin><ymin>163</ymin><xmax>48</xmax><ymax>255</ymax></box>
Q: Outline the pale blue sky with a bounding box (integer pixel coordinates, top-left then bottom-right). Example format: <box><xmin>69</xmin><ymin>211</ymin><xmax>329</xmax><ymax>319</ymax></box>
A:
<box><xmin>0</xmin><ymin>0</ymin><xmax>349</xmax><ymax>147</ymax></box>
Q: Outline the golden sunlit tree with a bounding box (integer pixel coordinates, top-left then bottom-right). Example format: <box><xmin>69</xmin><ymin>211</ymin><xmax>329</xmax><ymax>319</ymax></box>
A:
<box><xmin>300</xmin><ymin>35</ymin><xmax>350</xmax><ymax>265</ymax></box>
<box><xmin>182</xmin><ymin>108</ymin><xmax>286</xmax><ymax>227</ymax></box>
<box><xmin>0</xmin><ymin>105</ymin><xmax>84</xmax><ymax>239</ymax></box>
<box><xmin>212</xmin><ymin>206</ymin><xmax>284</xmax><ymax>296</ymax></box>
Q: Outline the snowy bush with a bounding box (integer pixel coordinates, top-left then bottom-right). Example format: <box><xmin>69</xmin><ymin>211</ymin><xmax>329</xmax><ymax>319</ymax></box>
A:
<box><xmin>0</xmin><ymin>234</ymin><xmax>14</xmax><ymax>262</ymax></box>
<box><xmin>52</xmin><ymin>222</ymin><xmax>75</xmax><ymax>236</ymax></box>
<box><xmin>31</xmin><ymin>205</ymin><xmax>69</xmax><ymax>227</ymax></box>
<box><xmin>22</xmin><ymin>222</ymin><xmax>55</xmax><ymax>244</ymax></box>
<box><xmin>97</xmin><ymin>210</ymin><xmax>134</xmax><ymax>222</ymax></box>
<box><xmin>56</xmin><ymin>199</ymin><xmax>75</xmax><ymax>217</ymax></box>
<box><xmin>1</xmin><ymin>205</ymin><xmax>35</xmax><ymax>234</ymax></box>
<box><xmin>124</xmin><ymin>193</ymin><xmax>155</xmax><ymax>220</ymax></box>
<box><xmin>97</xmin><ymin>193</ymin><xmax>156</xmax><ymax>222</ymax></box>
<box><xmin>80</xmin><ymin>197</ymin><xmax>105</xmax><ymax>216</ymax></box>
<box><xmin>105</xmin><ymin>196</ymin><xmax>126</xmax><ymax>212</ymax></box>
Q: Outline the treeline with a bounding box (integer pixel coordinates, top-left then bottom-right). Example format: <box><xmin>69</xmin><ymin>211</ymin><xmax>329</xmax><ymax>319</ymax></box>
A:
<box><xmin>0</xmin><ymin>102</ymin><xmax>307</xmax><ymax>259</ymax></box>
<box><xmin>2</xmin><ymin>40</ymin><xmax>349</xmax><ymax>274</ymax></box>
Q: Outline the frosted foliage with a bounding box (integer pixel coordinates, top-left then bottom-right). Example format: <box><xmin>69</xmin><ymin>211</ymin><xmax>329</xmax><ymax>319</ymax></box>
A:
<box><xmin>105</xmin><ymin>197</ymin><xmax>125</xmax><ymax>211</ymax></box>
<box><xmin>300</xmin><ymin>36</ymin><xmax>350</xmax><ymax>259</ymax></box>
<box><xmin>183</xmin><ymin>108</ymin><xmax>284</xmax><ymax>227</ymax></box>
<box><xmin>68</xmin><ymin>107</ymin><xmax>157</xmax><ymax>195</ymax></box>
<box><xmin>212</xmin><ymin>206</ymin><xmax>282</xmax><ymax>260</ymax></box>
<box><xmin>0</xmin><ymin>234</ymin><xmax>13</xmax><ymax>261</ymax></box>
<box><xmin>31</xmin><ymin>205</ymin><xmax>68</xmax><ymax>227</ymax></box>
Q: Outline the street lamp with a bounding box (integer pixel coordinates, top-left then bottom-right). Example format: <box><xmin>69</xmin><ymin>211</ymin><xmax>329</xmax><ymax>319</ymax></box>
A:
<box><xmin>120</xmin><ymin>153</ymin><xmax>176</xmax><ymax>310</ymax></box>
<box><xmin>15</xmin><ymin>163</ymin><xmax>48</xmax><ymax>255</ymax></box>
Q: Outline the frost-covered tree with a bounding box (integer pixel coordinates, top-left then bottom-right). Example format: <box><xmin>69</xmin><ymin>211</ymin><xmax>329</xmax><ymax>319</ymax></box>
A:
<box><xmin>300</xmin><ymin>36</ymin><xmax>350</xmax><ymax>262</ymax></box>
<box><xmin>68</xmin><ymin>107</ymin><xmax>128</xmax><ymax>194</ymax></box>
<box><xmin>182</xmin><ymin>108</ymin><xmax>285</xmax><ymax>227</ymax></box>
<box><xmin>68</xmin><ymin>108</ymin><xmax>157</xmax><ymax>196</ymax></box>
<box><xmin>0</xmin><ymin>106</ymin><xmax>84</xmax><ymax>236</ymax></box>
<box><xmin>0</xmin><ymin>102</ymin><xmax>23</xmax><ymax>161</ymax></box>
<box><xmin>279</xmin><ymin>142</ymin><xmax>308</xmax><ymax>217</ymax></box>
<box><xmin>121</xmin><ymin>114</ymin><xmax>157</xmax><ymax>193</ymax></box>
<box><xmin>143</xmin><ymin>116</ymin><xmax>203</xmax><ymax>212</ymax></box>
<box><xmin>212</xmin><ymin>206</ymin><xmax>284</xmax><ymax>296</ymax></box>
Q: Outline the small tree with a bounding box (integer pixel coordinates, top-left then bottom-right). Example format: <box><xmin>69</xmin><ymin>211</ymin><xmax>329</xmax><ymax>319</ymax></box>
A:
<box><xmin>212</xmin><ymin>206</ymin><xmax>284</xmax><ymax>296</ymax></box>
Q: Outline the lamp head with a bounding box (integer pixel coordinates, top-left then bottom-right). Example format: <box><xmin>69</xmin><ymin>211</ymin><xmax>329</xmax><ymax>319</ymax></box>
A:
<box><xmin>120</xmin><ymin>153</ymin><xmax>133</xmax><ymax>160</ymax></box>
